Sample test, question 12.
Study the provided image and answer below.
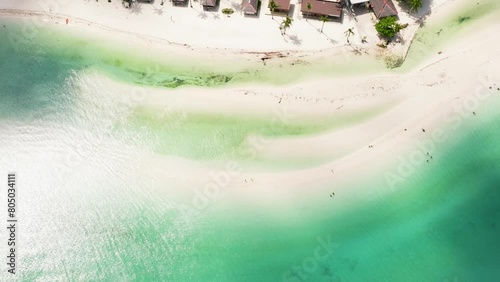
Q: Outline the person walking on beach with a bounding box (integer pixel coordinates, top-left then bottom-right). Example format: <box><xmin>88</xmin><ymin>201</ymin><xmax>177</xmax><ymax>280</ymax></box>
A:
<box><xmin>66</xmin><ymin>18</ymin><xmax>69</xmax><ymax>25</ymax></box>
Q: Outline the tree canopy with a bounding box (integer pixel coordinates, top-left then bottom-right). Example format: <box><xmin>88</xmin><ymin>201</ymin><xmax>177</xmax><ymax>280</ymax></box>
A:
<box><xmin>397</xmin><ymin>0</ymin><xmax>423</xmax><ymax>12</ymax></box>
<box><xmin>374</xmin><ymin>16</ymin><xmax>405</xmax><ymax>38</ymax></box>
<box><xmin>281</xmin><ymin>16</ymin><xmax>293</xmax><ymax>35</ymax></box>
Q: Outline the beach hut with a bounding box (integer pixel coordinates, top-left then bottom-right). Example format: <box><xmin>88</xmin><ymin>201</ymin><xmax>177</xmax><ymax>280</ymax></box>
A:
<box><xmin>201</xmin><ymin>0</ymin><xmax>217</xmax><ymax>9</ymax></box>
<box><xmin>242</xmin><ymin>0</ymin><xmax>259</xmax><ymax>15</ymax></box>
<box><xmin>269</xmin><ymin>0</ymin><xmax>291</xmax><ymax>13</ymax></box>
<box><xmin>369</xmin><ymin>0</ymin><xmax>398</xmax><ymax>18</ymax></box>
<box><xmin>301</xmin><ymin>0</ymin><xmax>342</xmax><ymax>18</ymax></box>
<box><xmin>347</xmin><ymin>0</ymin><xmax>369</xmax><ymax>9</ymax></box>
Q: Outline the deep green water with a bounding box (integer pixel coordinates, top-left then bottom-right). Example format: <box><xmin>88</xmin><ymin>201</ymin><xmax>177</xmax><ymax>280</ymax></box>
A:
<box><xmin>1</xmin><ymin>5</ymin><xmax>500</xmax><ymax>281</ymax></box>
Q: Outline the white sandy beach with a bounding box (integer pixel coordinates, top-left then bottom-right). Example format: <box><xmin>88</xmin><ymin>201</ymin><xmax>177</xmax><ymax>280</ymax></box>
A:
<box><xmin>0</xmin><ymin>0</ymin><xmax>450</xmax><ymax>54</ymax></box>
<box><xmin>94</xmin><ymin>13</ymin><xmax>500</xmax><ymax>202</ymax></box>
<box><xmin>47</xmin><ymin>12</ymin><xmax>499</xmax><ymax>213</ymax></box>
<box><xmin>1</xmin><ymin>0</ymin><xmax>499</xmax><ymax>210</ymax></box>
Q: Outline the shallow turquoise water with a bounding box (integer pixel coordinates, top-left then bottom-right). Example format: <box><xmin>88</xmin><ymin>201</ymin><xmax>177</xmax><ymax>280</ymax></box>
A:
<box><xmin>400</xmin><ymin>0</ymin><xmax>500</xmax><ymax>71</ymax></box>
<box><xmin>1</xmin><ymin>14</ymin><xmax>500</xmax><ymax>282</ymax></box>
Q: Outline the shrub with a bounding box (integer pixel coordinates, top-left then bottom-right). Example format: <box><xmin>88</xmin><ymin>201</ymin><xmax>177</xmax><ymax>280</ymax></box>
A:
<box><xmin>222</xmin><ymin>8</ymin><xmax>234</xmax><ymax>15</ymax></box>
<box><xmin>375</xmin><ymin>16</ymin><xmax>406</xmax><ymax>38</ymax></box>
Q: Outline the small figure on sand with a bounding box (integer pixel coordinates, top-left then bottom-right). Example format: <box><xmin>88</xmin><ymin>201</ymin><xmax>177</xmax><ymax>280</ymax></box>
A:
<box><xmin>66</xmin><ymin>18</ymin><xmax>69</xmax><ymax>25</ymax></box>
<box><xmin>422</xmin><ymin>128</ymin><xmax>426</xmax><ymax>132</ymax></box>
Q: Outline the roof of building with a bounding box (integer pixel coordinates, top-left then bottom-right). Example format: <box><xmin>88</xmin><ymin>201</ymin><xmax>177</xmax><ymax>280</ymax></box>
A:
<box><xmin>350</xmin><ymin>0</ymin><xmax>368</xmax><ymax>4</ymax></box>
<box><xmin>269</xmin><ymin>0</ymin><xmax>291</xmax><ymax>11</ymax></box>
<box><xmin>201</xmin><ymin>0</ymin><xmax>216</xmax><ymax>6</ymax></box>
<box><xmin>369</xmin><ymin>0</ymin><xmax>398</xmax><ymax>18</ymax></box>
<box><xmin>242</xmin><ymin>0</ymin><xmax>259</xmax><ymax>14</ymax></box>
<box><xmin>301</xmin><ymin>0</ymin><xmax>342</xmax><ymax>17</ymax></box>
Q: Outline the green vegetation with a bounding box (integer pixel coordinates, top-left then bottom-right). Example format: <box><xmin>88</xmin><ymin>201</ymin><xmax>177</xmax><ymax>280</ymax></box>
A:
<box><xmin>457</xmin><ymin>16</ymin><xmax>471</xmax><ymax>24</ymax></box>
<box><xmin>306</xmin><ymin>3</ymin><xmax>312</xmax><ymax>21</ymax></box>
<box><xmin>222</xmin><ymin>8</ymin><xmax>234</xmax><ymax>15</ymax></box>
<box><xmin>409</xmin><ymin>0</ymin><xmax>423</xmax><ymax>11</ymax></box>
<box><xmin>396</xmin><ymin>0</ymin><xmax>424</xmax><ymax>12</ymax></box>
<box><xmin>319</xmin><ymin>15</ymin><xmax>328</xmax><ymax>33</ymax></box>
<box><xmin>375</xmin><ymin>16</ymin><xmax>406</xmax><ymax>38</ymax></box>
<box><xmin>269</xmin><ymin>0</ymin><xmax>278</xmax><ymax>19</ymax></box>
<box><xmin>344</xmin><ymin>27</ymin><xmax>355</xmax><ymax>44</ymax></box>
<box><xmin>281</xmin><ymin>16</ymin><xmax>293</xmax><ymax>35</ymax></box>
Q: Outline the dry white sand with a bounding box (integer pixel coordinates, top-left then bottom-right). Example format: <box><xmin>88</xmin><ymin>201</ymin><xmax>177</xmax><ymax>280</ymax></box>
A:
<box><xmin>0</xmin><ymin>0</ymin><xmax>449</xmax><ymax>54</ymax></box>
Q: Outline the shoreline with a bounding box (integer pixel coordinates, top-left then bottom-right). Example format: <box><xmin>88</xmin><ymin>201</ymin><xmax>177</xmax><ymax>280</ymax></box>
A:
<box><xmin>51</xmin><ymin>13</ymin><xmax>500</xmax><ymax>208</ymax></box>
<box><xmin>1</xmin><ymin>0</ymin><xmax>497</xmax><ymax>89</ymax></box>
<box><xmin>1</xmin><ymin>2</ymin><xmax>500</xmax><ymax>281</ymax></box>
<box><xmin>0</xmin><ymin>0</ymin><xmax>465</xmax><ymax>63</ymax></box>
<box><xmin>1</xmin><ymin>0</ymin><xmax>499</xmax><ymax>203</ymax></box>
<box><xmin>0</xmin><ymin>13</ymin><xmax>390</xmax><ymax>89</ymax></box>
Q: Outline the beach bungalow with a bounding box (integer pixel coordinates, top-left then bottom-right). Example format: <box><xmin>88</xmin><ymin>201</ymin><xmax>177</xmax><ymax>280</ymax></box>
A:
<box><xmin>242</xmin><ymin>0</ymin><xmax>259</xmax><ymax>15</ymax></box>
<box><xmin>347</xmin><ymin>0</ymin><xmax>369</xmax><ymax>9</ymax></box>
<box><xmin>201</xmin><ymin>0</ymin><xmax>217</xmax><ymax>9</ymax></box>
<box><xmin>301</xmin><ymin>0</ymin><xmax>342</xmax><ymax>18</ymax></box>
<box><xmin>269</xmin><ymin>0</ymin><xmax>291</xmax><ymax>13</ymax></box>
<box><xmin>369</xmin><ymin>0</ymin><xmax>398</xmax><ymax>18</ymax></box>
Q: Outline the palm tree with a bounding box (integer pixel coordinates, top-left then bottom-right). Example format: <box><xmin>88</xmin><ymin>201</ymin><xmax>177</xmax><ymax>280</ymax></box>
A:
<box><xmin>306</xmin><ymin>3</ymin><xmax>312</xmax><ymax>21</ymax></box>
<box><xmin>409</xmin><ymin>0</ymin><xmax>423</xmax><ymax>12</ymax></box>
<box><xmin>269</xmin><ymin>0</ymin><xmax>278</xmax><ymax>19</ymax></box>
<box><xmin>344</xmin><ymin>27</ymin><xmax>355</xmax><ymax>44</ymax></box>
<box><xmin>320</xmin><ymin>15</ymin><xmax>328</xmax><ymax>33</ymax></box>
<box><xmin>281</xmin><ymin>16</ymin><xmax>293</xmax><ymax>35</ymax></box>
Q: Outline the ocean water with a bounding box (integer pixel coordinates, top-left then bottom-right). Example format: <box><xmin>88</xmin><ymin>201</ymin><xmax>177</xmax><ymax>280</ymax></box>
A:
<box><xmin>1</xmin><ymin>8</ymin><xmax>500</xmax><ymax>282</ymax></box>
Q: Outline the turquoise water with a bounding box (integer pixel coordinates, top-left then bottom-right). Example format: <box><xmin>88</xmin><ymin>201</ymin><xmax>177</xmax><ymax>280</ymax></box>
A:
<box><xmin>0</xmin><ymin>17</ymin><xmax>386</xmax><ymax>90</ymax></box>
<box><xmin>1</xmin><ymin>12</ymin><xmax>500</xmax><ymax>282</ymax></box>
